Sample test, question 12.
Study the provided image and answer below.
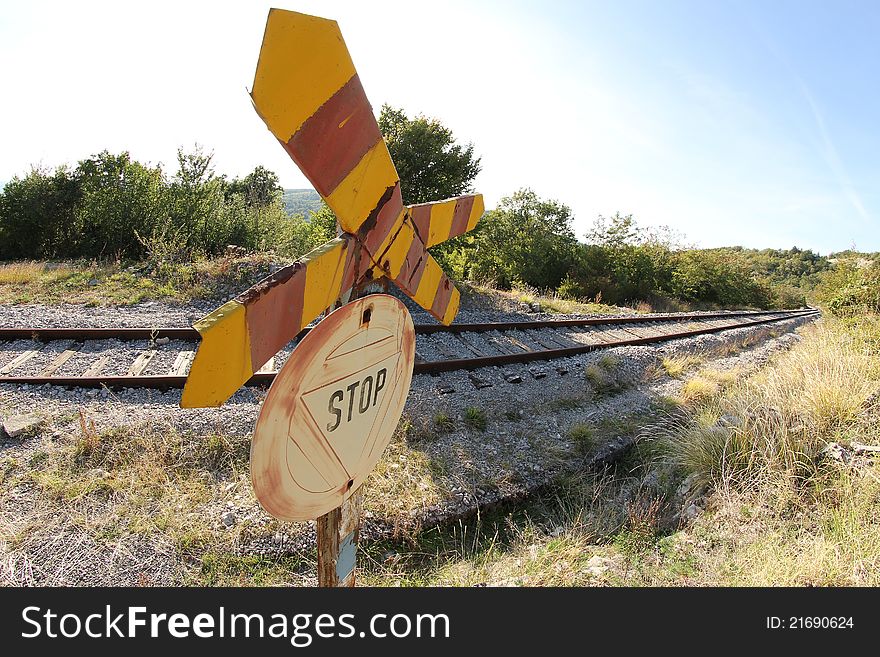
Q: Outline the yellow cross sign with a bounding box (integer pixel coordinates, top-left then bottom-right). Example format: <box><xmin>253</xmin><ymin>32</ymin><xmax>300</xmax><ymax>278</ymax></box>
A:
<box><xmin>180</xmin><ymin>9</ymin><xmax>484</xmax><ymax>408</ymax></box>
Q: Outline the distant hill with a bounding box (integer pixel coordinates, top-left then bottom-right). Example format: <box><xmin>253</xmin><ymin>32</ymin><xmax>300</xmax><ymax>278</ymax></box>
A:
<box><xmin>283</xmin><ymin>188</ymin><xmax>322</xmax><ymax>217</ymax></box>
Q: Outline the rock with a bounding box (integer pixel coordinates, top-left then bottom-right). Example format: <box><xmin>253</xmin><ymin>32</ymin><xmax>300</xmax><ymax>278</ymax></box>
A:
<box><xmin>641</xmin><ymin>469</ymin><xmax>661</xmax><ymax>490</ymax></box>
<box><xmin>88</xmin><ymin>278</ymin><xmax>99</xmax><ymax>286</ymax></box>
<box><xmin>676</xmin><ymin>473</ymin><xmax>701</xmax><ymax>498</ymax></box>
<box><xmin>585</xmin><ymin>555</ymin><xmax>611</xmax><ymax>576</ymax></box>
<box><xmin>2</xmin><ymin>413</ymin><xmax>44</xmax><ymax>438</ymax></box>
<box><xmin>221</xmin><ymin>511</ymin><xmax>237</xmax><ymax>527</ymax></box>
<box><xmin>88</xmin><ymin>468</ymin><xmax>112</xmax><ymax>479</ymax></box>
<box><xmin>822</xmin><ymin>442</ymin><xmax>848</xmax><ymax>462</ymax></box>
<box><xmin>503</xmin><ymin>371</ymin><xmax>523</xmax><ymax>384</ymax></box>
<box><xmin>153</xmin><ymin>337</ymin><xmax>170</xmax><ymax>346</ymax></box>
<box><xmin>682</xmin><ymin>503</ymin><xmax>701</xmax><ymax>520</ymax></box>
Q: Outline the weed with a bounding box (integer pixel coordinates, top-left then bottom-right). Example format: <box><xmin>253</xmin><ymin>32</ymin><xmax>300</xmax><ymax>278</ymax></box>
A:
<box><xmin>585</xmin><ymin>358</ymin><xmax>625</xmax><ymax>395</ymax></box>
<box><xmin>27</xmin><ymin>451</ymin><xmax>48</xmax><ymax>468</ymax></box>
<box><xmin>567</xmin><ymin>424</ymin><xmax>594</xmax><ymax>457</ymax></box>
<box><xmin>614</xmin><ymin>495</ymin><xmax>663</xmax><ymax>559</ymax></box>
<box><xmin>661</xmin><ymin>354</ymin><xmax>704</xmax><ymax>378</ymax></box>
<box><xmin>196</xmin><ymin>552</ymin><xmax>312</xmax><ymax>586</ymax></box>
<box><xmin>434</xmin><ymin>413</ymin><xmax>456</xmax><ymax>433</ymax></box>
<box><xmin>548</xmin><ymin>396</ymin><xmax>583</xmax><ymax>411</ymax></box>
<box><xmin>463</xmin><ymin>407</ymin><xmax>487</xmax><ymax>432</ymax></box>
<box><xmin>679</xmin><ymin>377</ymin><xmax>719</xmax><ymax>405</ymax></box>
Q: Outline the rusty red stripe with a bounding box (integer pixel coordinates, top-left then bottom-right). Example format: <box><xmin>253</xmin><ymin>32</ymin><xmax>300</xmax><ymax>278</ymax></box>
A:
<box><xmin>395</xmin><ymin>229</ymin><xmax>428</xmax><ymax>294</ymax></box>
<box><xmin>361</xmin><ymin>184</ymin><xmax>404</xmax><ymax>256</ymax></box>
<box><xmin>430</xmin><ymin>276</ymin><xmax>455</xmax><ymax>319</ymax></box>
<box><xmin>284</xmin><ymin>75</ymin><xmax>382</xmax><ymax>197</ymax></box>
<box><xmin>340</xmin><ymin>240</ymin><xmax>372</xmax><ymax>292</ymax></box>
<box><xmin>409</xmin><ymin>204</ymin><xmax>432</xmax><ymax>243</ymax></box>
<box><xmin>449</xmin><ymin>195</ymin><xmax>475</xmax><ymax>240</ymax></box>
<box><xmin>246</xmin><ymin>262</ymin><xmax>307</xmax><ymax>370</ymax></box>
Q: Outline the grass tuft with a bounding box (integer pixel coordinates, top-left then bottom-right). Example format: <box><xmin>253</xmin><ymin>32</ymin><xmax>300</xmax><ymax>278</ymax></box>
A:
<box><xmin>567</xmin><ymin>423</ymin><xmax>595</xmax><ymax>457</ymax></box>
<box><xmin>662</xmin><ymin>354</ymin><xmax>705</xmax><ymax>378</ymax></box>
<box><xmin>463</xmin><ymin>407</ymin><xmax>487</xmax><ymax>432</ymax></box>
<box><xmin>433</xmin><ymin>413</ymin><xmax>456</xmax><ymax>433</ymax></box>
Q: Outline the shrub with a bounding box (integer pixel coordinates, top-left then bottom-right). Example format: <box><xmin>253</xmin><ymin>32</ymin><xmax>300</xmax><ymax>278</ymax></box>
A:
<box><xmin>0</xmin><ymin>148</ymin><xmax>328</xmax><ymax>264</ymax></box>
<box><xmin>0</xmin><ymin>166</ymin><xmax>81</xmax><ymax>259</ymax></box>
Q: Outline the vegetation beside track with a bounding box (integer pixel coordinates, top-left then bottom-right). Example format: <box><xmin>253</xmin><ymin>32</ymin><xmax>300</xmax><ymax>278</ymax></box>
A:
<box><xmin>355</xmin><ymin>315</ymin><xmax>880</xmax><ymax>586</ymax></box>
<box><xmin>4</xmin><ymin>106</ymin><xmax>876</xmax><ymax>312</ymax></box>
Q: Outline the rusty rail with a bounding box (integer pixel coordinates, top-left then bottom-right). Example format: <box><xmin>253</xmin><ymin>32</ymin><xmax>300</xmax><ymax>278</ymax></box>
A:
<box><xmin>412</xmin><ymin>309</ymin><xmax>818</xmax><ymax>374</ymax></box>
<box><xmin>0</xmin><ymin>308</ymin><xmax>818</xmax><ymax>390</ymax></box>
<box><xmin>0</xmin><ymin>307</ymin><xmax>813</xmax><ymax>342</ymax></box>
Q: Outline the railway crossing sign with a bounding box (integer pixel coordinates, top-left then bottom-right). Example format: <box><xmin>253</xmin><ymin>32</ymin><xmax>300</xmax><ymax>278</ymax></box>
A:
<box><xmin>251</xmin><ymin>295</ymin><xmax>415</xmax><ymax>522</ymax></box>
<box><xmin>179</xmin><ymin>7</ymin><xmax>484</xmax><ymax>410</ymax></box>
<box><xmin>176</xmin><ymin>8</ymin><xmax>484</xmax><ymax>586</ymax></box>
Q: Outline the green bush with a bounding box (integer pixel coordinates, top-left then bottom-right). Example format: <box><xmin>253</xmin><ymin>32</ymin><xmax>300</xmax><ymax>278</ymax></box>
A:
<box><xmin>0</xmin><ymin>166</ymin><xmax>81</xmax><ymax>259</ymax></box>
<box><xmin>824</xmin><ymin>263</ymin><xmax>880</xmax><ymax>316</ymax></box>
<box><xmin>0</xmin><ymin>148</ymin><xmax>328</xmax><ymax>263</ymax></box>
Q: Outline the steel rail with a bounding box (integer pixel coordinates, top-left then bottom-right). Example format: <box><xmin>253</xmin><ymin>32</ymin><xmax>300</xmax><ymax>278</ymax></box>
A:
<box><xmin>0</xmin><ymin>309</ymin><xmax>818</xmax><ymax>390</ymax></box>
<box><xmin>0</xmin><ymin>307</ymin><xmax>812</xmax><ymax>342</ymax></box>
<box><xmin>412</xmin><ymin>309</ymin><xmax>819</xmax><ymax>374</ymax></box>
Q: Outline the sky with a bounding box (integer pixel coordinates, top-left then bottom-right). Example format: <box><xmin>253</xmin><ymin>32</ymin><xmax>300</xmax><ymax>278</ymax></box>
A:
<box><xmin>1</xmin><ymin>0</ymin><xmax>878</xmax><ymax>254</ymax></box>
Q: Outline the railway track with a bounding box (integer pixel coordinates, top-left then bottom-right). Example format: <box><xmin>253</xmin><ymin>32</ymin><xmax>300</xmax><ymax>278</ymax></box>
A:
<box><xmin>0</xmin><ymin>308</ymin><xmax>818</xmax><ymax>391</ymax></box>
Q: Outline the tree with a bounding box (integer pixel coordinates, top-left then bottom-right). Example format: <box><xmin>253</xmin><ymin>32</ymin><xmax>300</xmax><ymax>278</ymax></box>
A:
<box><xmin>308</xmin><ymin>202</ymin><xmax>340</xmax><ymax>242</ymax></box>
<box><xmin>581</xmin><ymin>213</ymin><xmax>661</xmax><ymax>302</ymax></box>
<box><xmin>378</xmin><ymin>104</ymin><xmax>481</xmax><ymax>204</ymax></box>
<box><xmin>312</xmin><ymin>104</ymin><xmax>482</xmax><ymax>271</ymax></box>
<box><xmin>227</xmin><ymin>165</ymin><xmax>283</xmax><ymax>208</ymax></box>
<box><xmin>460</xmin><ymin>188</ymin><xmax>577</xmax><ymax>290</ymax></box>
<box><xmin>75</xmin><ymin>151</ymin><xmax>166</xmax><ymax>258</ymax></box>
<box><xmin>0</xmin><ymin>165</ymin><xmax>82</xmax><ymax>259</ymax></box>
<box><xmin>168</xmin><ymin>146</ymin><xmax>225</xmax><ymax>255</ymax></box>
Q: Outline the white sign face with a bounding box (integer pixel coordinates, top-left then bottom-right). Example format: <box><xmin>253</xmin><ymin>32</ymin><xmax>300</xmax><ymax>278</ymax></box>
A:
<box><xmin>251</xmin><ymin>294</ymin><xmax>416</xmax><ymax>521</ymax></box>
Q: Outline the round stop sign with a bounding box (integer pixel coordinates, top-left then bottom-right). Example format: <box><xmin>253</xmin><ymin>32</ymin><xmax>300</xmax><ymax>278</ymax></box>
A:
<box><xmin>251</xmin><ymin>294</ymin><xmax>416</xmax><ymax>521</ymax></box>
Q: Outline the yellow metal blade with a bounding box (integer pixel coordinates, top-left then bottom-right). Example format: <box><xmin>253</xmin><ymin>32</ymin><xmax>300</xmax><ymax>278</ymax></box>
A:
<box><xmin>181</xmin><ymin>236</ymin><xmax>361</xmax><ymax>408</ymax></box>
<box><xmin>180</xmin><ymin>301</ymin><xmax>253</xmax><ymax>408</ymax></box>
<box><xmin>407</xmin><ymin>194</ymin><xmax>485</xmax><ymax>247</ymax></box>
<box><xmin>251</xmin><ymin>8</ymin><xmax>398</xmax><ymax>234</ymax></box>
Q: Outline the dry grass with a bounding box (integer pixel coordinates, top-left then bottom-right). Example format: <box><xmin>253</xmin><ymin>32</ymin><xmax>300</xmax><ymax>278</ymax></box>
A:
<box><xmin>0</xmin><ymin>255</ymin><xmax>281</xmax><ymax>305</ymax></box>
<box><xmin>723</xmin><ymin>479</ymin><xmax>880</xmax><ymax>585</ymax></box>
<box><xmin>360</xmin><ymin>473</ymin><xmax>629</xmax><ymax>587</ymax></box>
<box><xmin>679</xmin><ymin>377</ymin><xmax>720</xmax><ymax>405</ymax></box>
<box><xmin>0</xmin><ymin>261</ymin><xmax>77</xmax><ymax>285</ymax></box>
<box><xmin>0</xmin><ymin>420</ymin><xmax>317</xmax><ymax>586</ymax></box>
<box><xmin>662</xmin><ymin>354</ymin><xmax>705</xmax><ymax>378</ymax></box>
<box><xmin>363</xmin><ymin>427</ymin><xmax>444</xmax><ymax>520</ymax></box>
<box><xmin>661</xmin><ymin>319</ymin><xmax>880</xmax><ymax>490</ymax></box>
<box><xmin>510</xmin><ymin>285</ymin><xmax>629</xmax><ymax>315</ymax></box>
<box><xmin>360</xmin><ymin>314</ymin><xmax>880</xmax><ymax>587</ymax></box>
<box><xmin>0</xmin><ymin>413</ymin><xmax>451</xmax><ymax>585</ymax></box>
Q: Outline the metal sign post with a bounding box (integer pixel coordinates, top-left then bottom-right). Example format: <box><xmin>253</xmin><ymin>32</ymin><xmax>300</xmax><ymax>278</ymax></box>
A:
<box><xmin>317</xmin><ymin>488</ymin><xmax>362</xmax><ymax>587</ymax></box>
